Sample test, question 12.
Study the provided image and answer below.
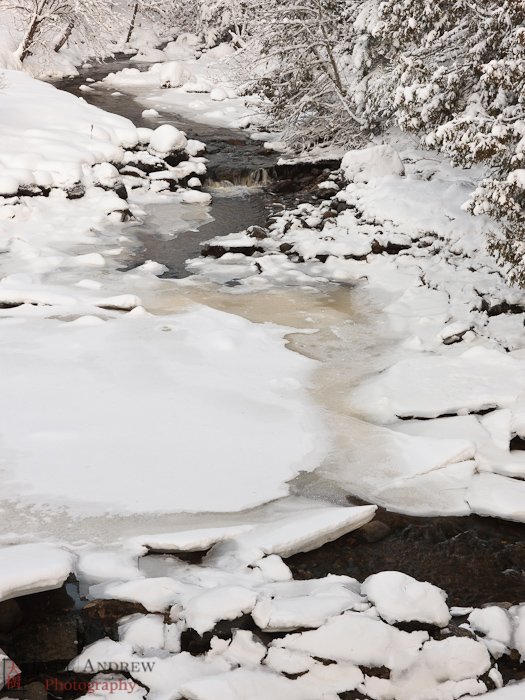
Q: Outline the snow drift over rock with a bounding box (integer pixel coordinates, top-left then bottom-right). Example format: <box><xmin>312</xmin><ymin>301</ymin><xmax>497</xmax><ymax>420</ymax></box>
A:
<box><xmin>362</xmin><ymin>571</ymin><xmax>451</xmax><ymax>627</ymax></box>
<box><xmin>341</xmin><ymin>145</ymin><xmax>405</xmax><ymax>182</ymax></box>
<box><xmin>0</xmin><ymin>544</ymin><xmax>74</xmax><ymax>601</ymax></box>
<box><xmin>149</xmin><ymin>124</ymin><xmax>188</xmax><ymax>156</ymax></box>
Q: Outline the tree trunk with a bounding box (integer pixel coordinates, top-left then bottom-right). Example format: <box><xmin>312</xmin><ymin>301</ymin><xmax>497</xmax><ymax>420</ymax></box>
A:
<box><xmin>16</xmin><ymin>15</ymin><xmax>40</xmax><ymax>62</ymax></box>
<box><xmin>54</xmin><ymin>20</ymin><xmax>74</xmax><ymax>53</ymax></box>
<box><xmin>126</xmin><ymin>2</ymin><xmax>139</xmax><ymax>43</ymax></box>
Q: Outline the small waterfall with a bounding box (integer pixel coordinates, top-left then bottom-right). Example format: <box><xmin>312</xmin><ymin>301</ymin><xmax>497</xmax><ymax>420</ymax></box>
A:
<box><xmin>205</xmin><ymin>166</ymin><xmax>273</xmax><ymax>188</ymax></box>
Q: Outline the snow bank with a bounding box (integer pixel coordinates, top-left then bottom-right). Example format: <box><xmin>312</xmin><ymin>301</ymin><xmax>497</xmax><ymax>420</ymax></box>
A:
<box><xmin>0</xmin><ymin>70</ymin><xmax>136</xmax><ymax>193</ymax></box>
<box><xmin>0</xmin><ymin>70</ymin><xmax>209</xmax><ymax>204</ymax></box>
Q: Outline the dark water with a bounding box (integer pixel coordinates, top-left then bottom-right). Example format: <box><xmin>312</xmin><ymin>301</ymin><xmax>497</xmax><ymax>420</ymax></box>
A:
<box><xmin>53</xmin><ymin>56</ymin><xmax>278</xmax><ymax>175</ymax></box>
<box><xmin>288</xmin><ymin>506</ymin><xmax>525</xmax><ymax>608</ymax></box>
<box><xmin>53</xmin><ymin>57</ymin><xmax>299</xmax><ymax>277</ymax></box>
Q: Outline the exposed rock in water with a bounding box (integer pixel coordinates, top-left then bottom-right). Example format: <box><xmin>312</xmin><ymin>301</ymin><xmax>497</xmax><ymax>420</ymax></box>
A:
<box><xmin>286</xmin><ymin>506</ymin><xmax>525</xmax><ymax>608</ymax></box>
<box><xmin>80</xmin><ymin>599</ymin><xmax>148</xmax><ymax>646</ymax></box>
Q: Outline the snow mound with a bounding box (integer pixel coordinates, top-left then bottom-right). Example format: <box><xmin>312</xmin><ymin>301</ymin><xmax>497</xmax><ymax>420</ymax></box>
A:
<box><xmin>362</xmin><ymin>571</ymin><xmax>450</xmax><ymax>627</ymax></box>
<box><xmin>341</xmin><ymin>145</ymin><xmax>405</xmax><ymax>182</ymax></box>
<box><xmin>149</xmin><ymin>124</ymin><xmax>188</xmax><ymax>156</ymax></box>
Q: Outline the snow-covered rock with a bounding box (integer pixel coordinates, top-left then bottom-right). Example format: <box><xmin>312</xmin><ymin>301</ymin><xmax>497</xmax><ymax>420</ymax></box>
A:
<box><xmin>341</xmin><ymin>145</ymin><xmax>405</xmax><ymax>182</ymax></box>
<box><xmin>149</xmin><ymin>124</ymin><xmax>188</xmax><ymax>156</ymax></box>
<box><xmin>362</xmin><ymin>571</ymin><xmax>450</xmax><ymax>627</ymax></box>
<box><xmin>0</xmin><ymin>544</ymin><xmax>74</xmax><ymax>601</ymax></box>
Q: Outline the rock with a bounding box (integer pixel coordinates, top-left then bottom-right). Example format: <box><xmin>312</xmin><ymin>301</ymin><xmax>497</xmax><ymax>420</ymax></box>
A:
<box><xmin>7</xmin><ymin>617</ymin><xmax>77</xmax><ymax>666</ymax></box>
<box><xmin>81</xmin><ymin>600</ymin><xmax>148</xmax><ymax>645</ymax></box>
<box><xmin>18</xmin><ymin>185</ymin><xmax>47</xmax><ymax>198</ymax></box>
<box><xmin>246</xmin><ymin>226</ymin><xmax>268</xmax><ymax>240</ymax></box>
<box><xmin>0</xmin><ymin>681</ymin><xmax>47</xmax><ymax>700</ymax></box>
<box><xmin>65</xmin><ymin>184</ymin><xmax>85</xmax><ymax>200</ymax></box>
<box><xmin>271</xmin><ymin>180</ymin><xmax>300</xmax><ymax>194</ymax></box>
<box><xmin>2</xmin><ymin>590</ymin><xmax>149</xmax><ymax>677</ymax></box>
<box><xmin>164</xmin><ymin>151</ymin><xmax>187</xmax><ymax>168</ymax></box>
<box><xmin>356</xmin><ymin>520</ymin><xmax>392</xmax><ymax>544</ymax></box>
<box><xmin>0</xmin><ymin>599</ymin><xmax>23</xmax><ymax>633</ymax></box>
<box><xmin>202</xmin><ymin>244</ymin><xmax>263</xmax><ymax>259</ymax></box>
<box><xmin>181</xmin><ymin>614</ymin><xmax>257</xmax><ymax>656</ymax></box>
<box><xmin>114</xmin><ymin>183</ymin><xmax>128</xmax><ymax>201</ymax></box>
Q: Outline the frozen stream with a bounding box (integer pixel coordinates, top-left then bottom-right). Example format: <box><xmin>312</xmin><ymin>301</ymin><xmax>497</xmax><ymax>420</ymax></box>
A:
<box><xmin>0</xmin><ymin>59</ymin><xmax>396</xmax><ymax>547</ymax></box>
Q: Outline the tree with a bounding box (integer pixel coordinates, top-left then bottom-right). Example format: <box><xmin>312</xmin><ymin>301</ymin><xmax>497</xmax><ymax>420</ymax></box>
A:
<box><xmin>125</xmin><ymin>0</ymin><xmax>189</xmax><ymax>43</ymax></box>
<box><xmin>372</xmin><ymin>0</ymin><xmax>525</xmax><ymax>283</ymax></box>
<box><xmin>243</xmin><ymin>0</ymin><xmax>366</xmax><ymax>150</ymax></box>
<box><xmin>0</xmin><ymin>0</ymin><xmax>119</xmax><ymax>61</ymax></box>
<box><xmin>198</xmin><ymin>0</ymin><xmax>249</xmax><ymax>47</ymax></box>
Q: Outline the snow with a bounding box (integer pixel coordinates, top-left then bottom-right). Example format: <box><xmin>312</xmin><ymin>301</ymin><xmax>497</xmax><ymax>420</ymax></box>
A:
<box><xmin>90</xmin><ymin>578</ymin><xmax>181</xmax><ymax>613</ymax></box>
<box><xmin>469</xmin><ymin>607</ymin><xmax>513</xmax><ymax>657</ymax></box>
<box><xmin>483</xmin><ymin>683</ymin><xmax>525</xmax><ymax>699</ymax></box>
<box><xmin>466</xmin><ymin>473</ymin><xmax>525</xmax><ymax>522</ymax></box>
<box><xmin>182</xmin><ymin>586</ymin><xmax>257</xmax><ymax>634</ymax></box>
<box><xmin>362</xmin><ymin>636</ymin><xmax>491</xmax><ymax>700</ymax></box>
<box><xmin>227</xmin><ymin>505</ymin><xmax>377</xmax><ymax>560</ymax></box>
<box><xmin>0</xmin><ymin>544</ymin><xmax>74</xmax><ymax>601</ymax></box>
<box><xmin>0</xmin><ymin>308</ymin><xmax>326</xmax><ymax>516</ymax></box>
<box><xmin>273</xmin><ymin>611</ymin><xmax>429</xmax><ymax>668</ymax></box>
<box><xmin>149</xmin><ymin>125</ymin><xmax>188</xmax><ymax>156</ymax></box>
<box><xmin>182</xmin><ymin>190</ymin><xmax>212</xmax><ymax>204</ymax></box>
<box><xmin>0</xmin><ymin>70</ymin><xmax>138</xmax><ymax>193</ymax></box>
<box><xmin>131</xmin><ymin>525</ymin><xmax>254</xmax><ymax>553</ymax></box>
<box><xmin>341</xmin><ymin>145</ymin><xmax>405</xmax><ymax>182</ymax></box>
<box><xmin>252</xmin><ymin>577</ymin><xmax>364</xmax><ymax>631</ymax></box>
<box><xmin>350</xmin><ymin>347</ymin><xmax>525</xmax><ymax>423</ymax></box>
<box><xmin>361</xmin><ymin>571</ymin><xmax>450</xmax><ymax>627</ymax></box>
<box><xmin>119</xmin><ymin>614</ymin><xmax>165</xmax><ymax>652</ymax></box>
